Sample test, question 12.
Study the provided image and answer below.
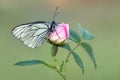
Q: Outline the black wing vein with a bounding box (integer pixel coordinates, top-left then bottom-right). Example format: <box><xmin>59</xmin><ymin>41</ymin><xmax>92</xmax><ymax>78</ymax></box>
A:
<box><xmin>12</xmin><ymin>21</ymin><xmax>50</xmax><ymax>48</ymax></box>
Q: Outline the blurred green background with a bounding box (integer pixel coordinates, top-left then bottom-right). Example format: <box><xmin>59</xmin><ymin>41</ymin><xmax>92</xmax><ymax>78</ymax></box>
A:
<box><xmin>0</xmin><ymin>0</ymin><xmax>120</xmax><ymax>80</ymax></box>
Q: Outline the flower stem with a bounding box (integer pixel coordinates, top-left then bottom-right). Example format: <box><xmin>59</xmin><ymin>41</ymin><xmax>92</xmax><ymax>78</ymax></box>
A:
<box><xmin>56</xmin><ymin>70</ymin><xmax>66</xmax><ymax>80</ymax></box>
<box><xmin>53</xmin><ymin>58</ymin><xmax>66</xmax><ymax>80</ymax></box>
<box><xmin>49</xmin><ymin>43</ymin><xmax>80</xmax><ymax>80</ymax></box>
<box><xmin>64</xmin><ymin>43</ymin><xmax>80</xmax><ymax>79</ymax></box>
<box><xmin>66</xmin><ymin>43</ymin><xmax>80</xmax><ymax>62</ymax></box>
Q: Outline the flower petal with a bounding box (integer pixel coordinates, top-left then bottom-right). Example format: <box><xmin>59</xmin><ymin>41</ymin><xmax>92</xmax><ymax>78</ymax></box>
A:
<box><xmin>48</xmin><ymin>22</ymin><xmax>69</xmax><ymax>45</ymax></box>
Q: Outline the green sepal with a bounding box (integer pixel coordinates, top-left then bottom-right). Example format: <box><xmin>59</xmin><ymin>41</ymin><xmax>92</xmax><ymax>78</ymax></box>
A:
<box><xmin>51</xmin><ymin>45</ymin><xmax>58</xmax><ymax>57</ymax></box>
<box><xmin>62</xmin><ymin>44</ymin><xmax>71</xmax><ymax>51</ymax></box>
<box><xmin>60</xmin><ymin>61</ymin><xmax>64</xmax><ymax>72</ymax></box>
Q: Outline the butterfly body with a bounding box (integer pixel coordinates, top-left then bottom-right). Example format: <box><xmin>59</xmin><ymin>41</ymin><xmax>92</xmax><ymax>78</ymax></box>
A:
<box><xmin>12</xmin><ymin>20</ymin><xmax>58</xmax><ymax>48</ymax></box>
<box><xmin>49</xmin><ymin>21</ymin><xmax>57</xmax><ymax>32</ymax></box>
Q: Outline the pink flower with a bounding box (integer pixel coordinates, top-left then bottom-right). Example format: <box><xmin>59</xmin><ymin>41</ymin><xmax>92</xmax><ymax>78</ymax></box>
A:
<box><xmin>48</xmin><ymin>22</ymin><xmax>69</xmax><ymax>46</ymax></box>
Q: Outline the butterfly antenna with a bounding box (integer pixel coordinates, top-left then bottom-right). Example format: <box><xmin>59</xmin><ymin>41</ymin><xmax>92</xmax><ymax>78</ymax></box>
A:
<box><xmin>52</xmin><ymin>6</ymin><xmax>59</xmax><ymax>21</ymax></box>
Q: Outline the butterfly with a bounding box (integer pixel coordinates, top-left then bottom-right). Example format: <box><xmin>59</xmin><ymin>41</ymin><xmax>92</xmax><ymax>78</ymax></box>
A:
<box><xmin>12</xmin><ymin>7</ymin><xmax>59</xmax><ymax>48</ymax></box>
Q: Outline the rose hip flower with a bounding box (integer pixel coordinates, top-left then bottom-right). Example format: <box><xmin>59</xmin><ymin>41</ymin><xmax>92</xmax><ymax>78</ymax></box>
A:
<box><xmin>48</xmin><ymin>22</ymin><xmax>69</xmax><ymax>46</ymax></box>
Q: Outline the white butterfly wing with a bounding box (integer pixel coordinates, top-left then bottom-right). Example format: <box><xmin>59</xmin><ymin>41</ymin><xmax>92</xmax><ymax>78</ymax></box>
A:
<box><xmin>12</xmin><ymin>21</ymin><xmax>50</xmax><ymax>48</ymax></box>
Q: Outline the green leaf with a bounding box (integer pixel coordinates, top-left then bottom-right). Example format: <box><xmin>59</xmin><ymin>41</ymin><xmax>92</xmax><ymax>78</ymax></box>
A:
<box><xmin>77</xmin><ymin>24</ymin><xmax>94</xmax><ymax>40</ymax></box>
<box><xmin>62</xmin><ymin>44</ymin><xmax>71</xmax><ymax>51</ymax></box>
<box><xmin>77</xmin><ymin>24</ymin><xmax>84</xmax><ymax>37</ymax></box>
<box><xmin>69</xmin><ymin>28</ymin><xmax>81</xmax><ymax>43</ymax></box>
<box><xmin>81</xmin><ymin>42</ymin><xmax>97</xmax><ymax>68</ymax></box>
<box><xmin>62</xmin><ymin>44</ymin><xmax>84</xmax><ymax>73</ymax></box>
<box><xmin>51</xmin><ymin>45</ymin><xmax>58</xmax><ymax>57</ymax></box>
<box><xmin>15</xmin><ymin>60</ymin><xmax>45</xmax><ymax>66</ymax></box>
<box><xmin>83</xmin><ymin>30</ymin><xmax>94</xmax><ymax>40</ymax></box>
<box><xmin>72</xmin><ymin>52</ymin><xmax>84</xmax><ymax>74</ymax></box>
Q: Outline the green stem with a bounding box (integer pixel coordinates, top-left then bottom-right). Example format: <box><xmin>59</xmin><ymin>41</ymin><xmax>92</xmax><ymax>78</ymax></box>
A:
<box><xmin>53</xmin><ymin>57</ymin><xmax>66</xmax><ymax>80</ymax></box>
<box><xmin>44</xmin><ymin>60</ymin><xmax>66</xmax><ymax>80</ymax></box>
<box><xmin>47</xmin><ymin>43</ymin><xmax>80</xmax><ymax>80</ymax></box>
<box><xmin>66</xmin><ymin>43</ymin><xmax>80</xmax><ymax>62</ymax></box>
<box><xmin>64</xmin><ymin>43</ymin><xmax>80</xmax><ymax>78</ymax></box>
<box><xmin>56</xmin><ymin>69</ymin><xmax>66</xmax><ymax>80</ymax></box>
